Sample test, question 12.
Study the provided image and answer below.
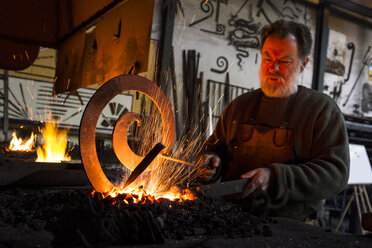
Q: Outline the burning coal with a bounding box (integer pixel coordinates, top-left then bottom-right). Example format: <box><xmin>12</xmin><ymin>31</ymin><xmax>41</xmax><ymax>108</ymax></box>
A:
<box><xmin>104</xmin><ymin>101</ymin><xmax>205</xmax><ymax>202</ymax></box>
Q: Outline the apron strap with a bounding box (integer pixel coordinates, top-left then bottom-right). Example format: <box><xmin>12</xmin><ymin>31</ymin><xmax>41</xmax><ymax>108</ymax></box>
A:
<box><xmin>282</xmin><ymin>91</ymin><xmax>298</xmax><ymax>161</ymax></box>
<box><xmin>248</xmin><ymin>90</ymin><xmax>264</xmax><ymax>123</ymax></box>
<box><xmin>280</xmin><ymin>91</ymin><xmax>297</xmax><ymax>128</ymax></box>
<box><xmin>249</xmin><ymin>90</ymin><xmax>298</xmax><ymax>127</ymax></box>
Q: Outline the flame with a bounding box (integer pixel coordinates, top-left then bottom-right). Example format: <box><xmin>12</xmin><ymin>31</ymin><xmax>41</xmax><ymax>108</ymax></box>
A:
<box><xmin>8</xmin><ymin>131</ymin><xmax>35</xmax><ymax>151</ymax></box>
<box><xmin>93</xmin><ymin>186</ymin><xmax>196</xmax><ymax>205</ymax></box>
<box><xmin>36</xmin><ymin>122</ymin><xmax>71</xmax><ymax>162</ymax></box>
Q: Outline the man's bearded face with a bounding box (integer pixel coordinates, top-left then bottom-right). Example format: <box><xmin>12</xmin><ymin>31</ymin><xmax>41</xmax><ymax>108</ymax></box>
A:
<box><xmin>259</xmin><ymin>34</ymin><xmax>305</xmax><ymax>98</ymax></box>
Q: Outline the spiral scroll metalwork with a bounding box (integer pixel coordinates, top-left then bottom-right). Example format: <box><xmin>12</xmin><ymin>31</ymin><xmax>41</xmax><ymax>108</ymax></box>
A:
<box><xmin>79</xmin><ymin>75</ymin><xmax>175</xmax><ymax>193</ymax></box>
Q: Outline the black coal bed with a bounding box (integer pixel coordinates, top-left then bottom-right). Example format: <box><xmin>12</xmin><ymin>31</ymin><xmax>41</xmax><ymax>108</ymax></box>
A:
<box><xmin>0</xmin><ymin>187</ymin><xmax>276</xmax><ymax>247</ymax></box>
<box><xmin>1</xmin><ymin>186</ymin><xmax>372</xmax><ymax>248</ymax></box>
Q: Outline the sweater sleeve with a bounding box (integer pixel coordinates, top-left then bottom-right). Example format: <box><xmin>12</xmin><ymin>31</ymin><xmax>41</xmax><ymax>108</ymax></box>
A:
<box><xmin>269</xmin><ymin>102</ymin><xmax>350</xmax><ymax>205</ymax></box>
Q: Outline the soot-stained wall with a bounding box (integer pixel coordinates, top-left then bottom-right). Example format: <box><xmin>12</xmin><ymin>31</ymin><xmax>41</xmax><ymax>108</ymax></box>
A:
<box><xmin>167</xmin><ymin>0</ymin><xmax>372</xmax><ymax>130</ymax></box>
<box><xmin>323</xmin><ymin>14</ymin><xmax>372</xmax><ymax>118</ymax></box>
<box><xmin>171</xmin><ymin>0</ymin><xmax>316</xmax><ymax>130</ymax></box>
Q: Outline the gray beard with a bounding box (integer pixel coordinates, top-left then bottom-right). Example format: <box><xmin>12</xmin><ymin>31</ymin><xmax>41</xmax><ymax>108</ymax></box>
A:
<box><xmin>261</xmin><ymin>81</ymin><xmax>298</xmax><ymax>98</ymax></box>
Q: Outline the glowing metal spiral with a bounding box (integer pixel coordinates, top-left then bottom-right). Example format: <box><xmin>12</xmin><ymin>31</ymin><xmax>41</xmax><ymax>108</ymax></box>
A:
<box><xmin>79</xmin><ymin>75</ymin><xmax>175</xmax><ymax>193</ymax></box>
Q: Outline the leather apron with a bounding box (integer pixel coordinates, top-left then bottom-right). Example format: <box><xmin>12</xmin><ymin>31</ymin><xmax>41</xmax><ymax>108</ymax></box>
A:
<box><xmin>224</xmin><ymin>91</ymin><xmax>297</xmax><ymax>181</ymax></box>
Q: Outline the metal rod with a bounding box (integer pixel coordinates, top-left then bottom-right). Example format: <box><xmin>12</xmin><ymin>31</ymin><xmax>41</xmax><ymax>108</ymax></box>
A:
<box><xmin>344</xmin><ymin>42</ymin><xmax>355</xmax><ymax>83</ymax></box>
<box><xmin>335</xmin><ymin>192</ymin><xmax>354</xmax><ymax>232</ymax></box>
<box><xmin>362</xmin><ymin>185</ymin><xmax>372</xmax><ymax>212</ymax></box>
<box><xmin>354</xmin><ymin>185</ymin><xmax>362</xmax><ymax>222</ymax></box>
<box><xmin>358</xmin><ymin>185</ymin><xmax>367</xmax><ymax>213</ymax></box>
<box><xmin>311</xmin><ymin>0</ymin><xmax>329</xmax><ymax>92</ymax></box>
<box><xmin>3</xmin><ymin>70</ymin><xmax>9</xmax><ymax>141</ymax></box>
<box><xmin>159</xmin><ymin>154</ymin><xmax>197</xmax><ymax>167</ymax></box>
<box><xmin>58</xmin><ymin>0</ymin><xmax>128</xmax><ymax>45</ymax></box>
<box><xmin>215</xmin><ymin>0</ymin><xmax>221</xmax><ymax>23</ymax></box>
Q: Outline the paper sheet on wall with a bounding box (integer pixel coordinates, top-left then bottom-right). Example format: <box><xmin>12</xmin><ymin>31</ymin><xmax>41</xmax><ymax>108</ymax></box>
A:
<box><xmin>348</xmin><ymin>143</ymin><xmax>372</xmax><ymax>185</ymax></box>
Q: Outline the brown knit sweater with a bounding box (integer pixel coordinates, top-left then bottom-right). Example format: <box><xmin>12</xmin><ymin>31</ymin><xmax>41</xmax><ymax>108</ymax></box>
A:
<box><xmin>202</xmin><ymin>86</ymin><xmax>350</xmax><ymax>220</ymax></box>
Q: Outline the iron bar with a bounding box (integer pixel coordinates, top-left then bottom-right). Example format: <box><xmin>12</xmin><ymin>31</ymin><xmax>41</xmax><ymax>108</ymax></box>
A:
<box><xmin>312</xmin><ymin>0</ymin><xmax>329</xmax><ymax>92</ymax></box>
<box><xmin>3</xmin><ymin>70</ymin><xmax>9</xmax><ymax>141</ymax></box>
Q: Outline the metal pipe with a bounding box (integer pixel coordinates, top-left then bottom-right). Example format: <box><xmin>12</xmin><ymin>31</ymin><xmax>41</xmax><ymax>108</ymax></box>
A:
<box><xmin>312</xmin><ymin>0</ymin><xmax>329</xmax><ymax>92</ymax></box>
<box><xmin>3</xmin><ymin>70</ymin><xmax>9</xmax><ymax>141</ymax></box>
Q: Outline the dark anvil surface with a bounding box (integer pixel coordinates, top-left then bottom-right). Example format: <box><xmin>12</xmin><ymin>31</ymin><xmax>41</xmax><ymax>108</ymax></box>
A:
<box><xmin>119</xmin><ymin>218</ymin><xmax>372</xmax><ymax>248</ymax></box>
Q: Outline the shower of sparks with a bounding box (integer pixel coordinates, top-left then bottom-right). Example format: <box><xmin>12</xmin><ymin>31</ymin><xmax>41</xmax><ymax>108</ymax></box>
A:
<box><xmin>66</xmin><ymin>78</ymin><xmax>71</xmax><ymax>90</ymax></box>
<box><xmin>26</xmin><ymin>85</ymin><xmax>34</xmax><ymax>100</ymax></box>
<box><xmin>211</xmin><ymin>105</ymin><xmax>218</xmax><ymax>115</ymax></box>
<box><xmin>177</xmin><ymin>30</ymin><xmax>184</xmax><ymax>46</ymax></box>
<box><xmin>159</xmin><ymin>154</ymin><xmax>196</xmax><ymax>167</ymax></box>
<box><xmin>107</xmin><ymin>93</ymin><xmax>206</xmax><ymax>201</ymax></box>
<box><xmin>218</xmin><ymin>93</ymin><xmax>224</xmax><ymax>103</ymax></box>
<box><xmin>29</xmin><ymin>108</ymin><xmax>34</xmax><ymax>121</ymax></box>
<box><xmin>227</xmin><ymin>60</ymin><xmax>235</xmax><ymax>72</ymax></box>
<box><xmin>191</xmin><ymin>14</ymin><xmax>196</xmax><ymax>24</ymax></box>
<box><xmin>25</xmin><ymin>50</ymin><xmax>29</xmax><ymax>60</ymax></box>
<box><xmin>177</xmin><ymin>7</ymin><xmax>183</xmax><ymax>30</ymax></box>
<box><xmin>200</xmin><ymin>113</ymin><xmax>205</xmax><ymax>122</ymax></box>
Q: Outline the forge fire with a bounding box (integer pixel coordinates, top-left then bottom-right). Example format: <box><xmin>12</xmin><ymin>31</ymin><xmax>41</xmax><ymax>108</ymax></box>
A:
<box><xmin>7</xmin><ymin>131</ymin><xmax>35</xmax><ymax>152</ymax></box>
<box><xmin>6</xmin><ymin>122</ymin><xmax>71</xmax><ymax>163</ymax></box>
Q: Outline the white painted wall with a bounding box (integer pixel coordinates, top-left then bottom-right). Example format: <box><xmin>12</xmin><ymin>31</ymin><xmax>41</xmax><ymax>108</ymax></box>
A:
<box><xmin>171</xmin><ymin>0</ymin><xmax>316</xmax><ymax>129</ymax></box>
<box><xmin>168</xmin><ymin>0</ymin><xmax>372</xmax><ymax>128</ymax></box>
<box><xmin>323</xmin><ymin>14</ymin><xmax>372</xmax><ymax>118</ymax></box>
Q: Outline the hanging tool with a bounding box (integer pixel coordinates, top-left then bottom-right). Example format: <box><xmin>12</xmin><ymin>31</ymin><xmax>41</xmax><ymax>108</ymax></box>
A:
<box><xmin>344</xmin><ymin>42</ymin><xmax>355</xmax><ymax>83</ymax></box>
<box><xmin>343</xmin><ymin>46</ymin><xmax>372</xmax><ymax>107</ymax></box>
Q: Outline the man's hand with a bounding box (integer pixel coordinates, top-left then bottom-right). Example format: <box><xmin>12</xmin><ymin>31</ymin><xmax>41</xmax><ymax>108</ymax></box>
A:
<box><xmin>236</xmin><ymin>168</ymin><xmax>272</xmax><ymax>199</ymax></box>
<box><xmin>197</xmin><ymin>154</ymin><xmax>220</xmax><ymax>182</ymax></box>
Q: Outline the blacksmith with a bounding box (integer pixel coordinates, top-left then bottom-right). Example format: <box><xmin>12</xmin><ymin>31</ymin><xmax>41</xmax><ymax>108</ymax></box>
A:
<box><xmin>198</xmin><ymin>20</ymin><xmax>350</xmax><ymax>222</ymax></box>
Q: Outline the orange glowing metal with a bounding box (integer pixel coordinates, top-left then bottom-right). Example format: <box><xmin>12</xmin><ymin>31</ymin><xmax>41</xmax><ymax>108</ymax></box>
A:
<box><xmin>112</xmin><ymin>112</ymin><xmax>143</xmax><ymax>171</ymax></box>
<box><xmin>8</xmin><ymin>131</ymin><xmax>35</xmax><ymax>151</ymax></box>
<box><xmin>80</xmin><ymin>75</ymin><xmax>175</xmax><ymax>194</ymax></box>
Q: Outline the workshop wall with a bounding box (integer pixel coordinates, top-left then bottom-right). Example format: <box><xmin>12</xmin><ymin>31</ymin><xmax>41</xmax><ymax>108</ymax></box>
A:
<box><xmin>322</xmin><ymin>14</ymin><xmax>372</xmax><ymax>118</ymax></box>
<box><xmin>1</xmin><ymin>0</ymin><xmax>372</xmax><ymax>144</ymax></box>
<box><xmin>169</xmin><ymin>0</ymin><xmax>372</xmax><ymax>131</ymax></box>
<box><xmin>171</xmin><ymin>0</ymin><xmax>316</xmax><ymax>130</ymax></box>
